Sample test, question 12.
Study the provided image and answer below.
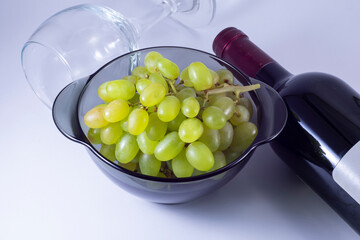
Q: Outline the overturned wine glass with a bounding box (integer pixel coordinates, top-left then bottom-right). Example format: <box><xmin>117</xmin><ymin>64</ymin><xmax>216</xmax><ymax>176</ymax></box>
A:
<box><xmin>21</xmin><ymin>0</ymin><xmax>216</xmax><ymax>108</ymax></box>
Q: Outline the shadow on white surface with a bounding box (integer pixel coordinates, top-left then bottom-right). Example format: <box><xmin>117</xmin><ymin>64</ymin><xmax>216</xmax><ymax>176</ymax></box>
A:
<box><xmin>150</xmin><ymin>145</ymin><xmax>357</xmax><ymax>239</ymax></box>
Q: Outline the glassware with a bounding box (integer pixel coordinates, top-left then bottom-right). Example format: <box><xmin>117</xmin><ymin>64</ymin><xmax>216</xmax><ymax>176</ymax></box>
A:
<box><xmin>21</xmin><ymin>0</ymin><xmax>216</xmax><ymax>108</ymax></box>
<box><xmin>52</xmin><ymin>46</ymin><xmax>287</xmax><ymax>203</ymax></box>
<box><xmin>213</xmin><ymin>27</ymin><xmax>360</xmax><ymax>234</ymax></box>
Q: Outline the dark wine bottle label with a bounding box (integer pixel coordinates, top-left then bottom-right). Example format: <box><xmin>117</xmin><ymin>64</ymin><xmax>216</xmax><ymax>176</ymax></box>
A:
<box><xmin>333</xmin><ymin>141</ymin><xmax>360</xmax><ymax>204</ymax></box>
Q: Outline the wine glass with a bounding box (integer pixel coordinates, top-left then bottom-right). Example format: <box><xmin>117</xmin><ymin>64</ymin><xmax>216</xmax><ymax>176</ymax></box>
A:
<box><xmin>21</xmin><ymin>0</ymin><xmax>216</xmax><ymax>109</ymax></box>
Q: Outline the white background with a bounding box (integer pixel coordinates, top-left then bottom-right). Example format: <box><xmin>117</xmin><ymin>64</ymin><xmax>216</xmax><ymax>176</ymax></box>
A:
<box><xmin>1</xmin><ymin>0</ymin><xmax>360</xmax><ymax>239</ymax></box>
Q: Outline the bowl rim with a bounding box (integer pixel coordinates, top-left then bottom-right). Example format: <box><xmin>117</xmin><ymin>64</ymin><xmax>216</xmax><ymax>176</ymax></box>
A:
<box><xmin>76</xmin><ymin>46</ymin><xmax>262</xmax><ymax>183</ymax></box>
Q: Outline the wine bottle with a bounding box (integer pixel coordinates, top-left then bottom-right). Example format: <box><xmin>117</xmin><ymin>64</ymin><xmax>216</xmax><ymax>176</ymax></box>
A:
<box><xmin>213</xmin><ymin>27</ymin><xmax>360</xmax><ymax>234</ymax></box>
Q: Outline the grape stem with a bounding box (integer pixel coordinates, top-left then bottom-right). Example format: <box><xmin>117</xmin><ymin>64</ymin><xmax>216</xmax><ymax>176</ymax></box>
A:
<box><xmin>202</xmin><ymin>84</ymin><xmax>260</xmax><ymax>105</ymax></box>
<box><xmin>205</xmin><ymin>84</ymin><xmax>260</xmax><ymax>96</ymax></box>
<box><xmin>165</xmin><ymin>78</ymin><xmax>178</xmax><ymax>94</ymax></box>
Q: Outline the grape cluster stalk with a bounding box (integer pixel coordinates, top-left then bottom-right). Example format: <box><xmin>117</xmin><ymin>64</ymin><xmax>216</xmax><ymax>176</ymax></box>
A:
<box><xmin>84</xmin><ymin>51</ymin><xmax>260</xmax><ymax>178</ymax></box>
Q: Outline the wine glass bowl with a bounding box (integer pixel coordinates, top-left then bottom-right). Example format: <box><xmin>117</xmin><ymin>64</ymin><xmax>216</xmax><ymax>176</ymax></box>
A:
<box><xmin>52</xmin><ymin>46</ymin><xmax>287</xmax><ymax>204</ymax></box>
<box><xmin>21</xmin><ymin>4</ymin><xmax>138</xmax><ymax>108</ymax></box>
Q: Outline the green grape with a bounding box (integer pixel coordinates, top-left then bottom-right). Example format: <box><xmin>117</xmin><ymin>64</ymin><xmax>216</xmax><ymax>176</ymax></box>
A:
<box><xmin>149</xmin><ymin>72</ymin><xmax>169</xmax><ymax>93</ymax></box>
<box><xmin>192</xmin><ymin>169</ymin><xmax>206</xmax><ymax>176</ymax></box>
<box><xmin>181</xmin><ymin>97</ymin><xmax>200</xmax><ymax>118</ymax></box>
<box><xmin>209</xmin><ymin>69</ymin><xmax>220</xmax><ymax>87</ymax></box>
<box><xmin>186</xmin><ymin>141</ymin><xmax>214</xmax><ymax>171</ymax></box>
<box><xmin>218</xmin><ymin>121</ymin><xmax>234</xmax><ymax>151</ymax></box>
<box><xmin>154</xmin><ymin>131</ymin><xmax>185</xmax><ymax>161</ymax></box>
<box><xmin>131</xmin><ymin>105</ymin><xmax>141</xmax><ymax>110</ymax></box>
<box><xmin>128</xmin><ymin>93</ymin><xmax>140</xmax><ymax>104</ymax></box>
<box><xmin>208</xmin><ymin>151</ymin><xmax>226</xmax><ymax>172</ymax></box>
<box><xmin>167</xmin><ymin>111</ymin><xmax>186</xmax><ymax>131</ymax></box>
<box><xmin>224</xmin><ymin>148</ymin><xmax>241</xmax><ymax>163</ymax></box>
<box><xmin>136</xmin><ymin>78</ymin><xmax>152</xmax><ymax>94</ymax></box>
<box><xmin>212</xmin><ymin>96</ymin><xmax>235</xmax><ymax>120</ymax></box>
<box><xmin>87</xmin><ymin>128</ymin><xmax>102</xmax><ymax>145</ymax></box>
<box><xmin>157</xmin><ymin>58</ymin><xmax>180</xmax><ymax>80</ymax></box>
<box><xmin>208</xmin><ymin>93</ymin><xmax>226</xmax><ymax>105</ymax></box>
<box><xmin>100</xmin><ymin>144</ymin><xmax>116</xmax><ymax>162</ymax></box>
<box><xmin>84</xmin><ymin>105</ymin><xmax>109</xmax><ymax>129</ymax></box>
<box><xmin>195</xmin><ymin>96</ymin><xmax>206</xmax><ymax>108</ymax></box>
<box><xmin>175</xmin><ymin>84</ymin><xmax>185</xmax><ymax>92</ymax></box>
<box><xmin>202</xmin><ymin>106</ymin><xmax>227</xmax><ymax>129</ymax></box>
<box><xmin>127</xmin><ymin>108</ymin><xmax>149</xmax><ymax>135</ymax></box>
<box><xmin>230</xmin><ymin>105</ymin><xmax>251</xmax><ymax>126</ymax></box>
<box><xmin>136</xmin><ymin>131</ymin><xmax>158</xmax><ymax>155</ymax></box>
<box><xmin>140</xmin><ymin>82</ymin><xmax>166</xmax><ymax>107</ymax></box>
<box><xmin>198</xmin><ymin>126</ymin><xmax>220</xmax><ymax>152</ymax></box>
<box><xmin>103</xmin><ymin>99</ymin><xmax>130</xmax><ymax>123</ymax></box>
<box><xmin>178</xmin><ymin>118</ymin><xmax>204</xmax><ymax>143</ymax></box>
<box><xmin>198</xmin><ymin>108</ymin><xmax>205</xmax><ymax>120</ymax></box>
<box><xmin>146</xmin><ymin>112</ymin><xmax>168</xmax><ymax>141</ymax></box>
<box><xmin>237</xmin><ymin>97</ymin><xmax>253</xmax><ymax>117</ymax></box>
<box><xmin>176</xmin><ymin>87</ymin><xmax>196</xmax><ymax>102</ymax></box>
<box><xmin>144</xmin><ymin>51</ymin><xmax>163</xmax><ymax>73</ymax></box>
<box><xmin>217</xmin><ymin>69</ymin><xmax>234</xmax><ymax>84</ymax></box>
<box><xmin>180</xmin><ymin>67</ymin><xmax>193</xmax><ymax>87</ymax></box>
<box><xmin>131</xmin><ymin>152</ymin><xmax>141</xmax><ymax>163</ymax></box>
<box><xmin>118</xmin><ymin>162</ymin><xmax>137</xmax><ymax>171</ymax></box>
<box><xmin>98</xmin><ymin>82</ymin><xmax>114</xmax><ymax>102</ymax></box>
<box><xmin>120</xmin><ymin>117</ymin><xmax>128</xmax><ymax>132</ymax></box>
<box><xmin>139</xmin><ymin>153</ymin><xmax>161</xmax><ymax>176</ymax></box>
<box><xmin>100</xmin><ymin>122</ymin><xmax>123</xmax><ymax>145</ymax></box>
<box><xmin>115</xmin><ymin>133</ymin><xmax>139</xmax><ymax>163</ymax></box>
<box><xmin>132</xmin><ymin>66</ymin><xmax>150</xmax><ymax>79</ymax></box>
<box><xmin>147</xmin><ymin>106</ymin><xmax>156</xmax><ymax>113</ymax></box>
<box><xmin>166</xmin><ymin>160</ymin><xmax>173</xmax><ymax>171</ymax></box>
<box><xmin>157</xmin><ymin>96</ymin><xmax>180</xmax><ymax>122</ymax></box>
<box><xmin>230</xmin><ymin>121</ymin><xmax>258</xmax><ymax>153</ymax></box>
<box><xmin>188</xmin><ymin>62</ymin><xmax>213</xmax><ymax>91</ymax></box>
<box><xmin>106</xmin><ymin>80</ymin><xmax>135</xmax><ymax>100</ymax></box>
<box><xmin>123</xmin><ymin>75</ymin><xmax>139</xmax><ymax>84</ymax></box>
<box><xmin>172</xmin><ymin>150</ymin><xmax>194</xmax><ymax>178</ymax></box>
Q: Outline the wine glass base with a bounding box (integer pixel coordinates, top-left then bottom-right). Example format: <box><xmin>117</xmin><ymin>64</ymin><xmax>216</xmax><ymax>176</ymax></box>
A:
<box><xmin>171</xmin><ymin>0</ymin><xmax>216</xmax><ymax>28</ymax></box>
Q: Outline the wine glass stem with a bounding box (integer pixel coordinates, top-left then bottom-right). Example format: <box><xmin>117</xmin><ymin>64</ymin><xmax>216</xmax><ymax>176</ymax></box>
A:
<box><xmin>130</xmin><ymin>0</ymin><xmax>176</xmax><ymax>35</ymax></box>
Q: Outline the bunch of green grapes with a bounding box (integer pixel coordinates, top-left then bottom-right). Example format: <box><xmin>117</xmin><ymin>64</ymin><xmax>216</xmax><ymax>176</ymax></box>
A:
<box><xmin>84</xmin><ymin>51</ymin><xmax>260</xmax><ymax>178</ymax></box>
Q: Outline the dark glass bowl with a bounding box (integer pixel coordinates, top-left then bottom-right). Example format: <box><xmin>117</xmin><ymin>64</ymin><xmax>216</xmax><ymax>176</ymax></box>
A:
<box><xmin>52</xmin><ymin>46</ymin><xmax>287</xmax><ymax>204</ymax></box>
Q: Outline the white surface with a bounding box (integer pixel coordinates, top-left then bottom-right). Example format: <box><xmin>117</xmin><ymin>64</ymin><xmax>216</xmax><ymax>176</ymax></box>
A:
<box><xmin>334</xmin><ymin>140</ymin><xmax>360</xmax><ymax>204</ymax></box>
<box><xmin>1</xmin><ymin>0</ymin><xmax>360</xmax><ymax>239</ymax></box>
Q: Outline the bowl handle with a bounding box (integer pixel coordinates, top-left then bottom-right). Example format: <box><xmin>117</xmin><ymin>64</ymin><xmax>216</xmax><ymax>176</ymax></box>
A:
<box><xmin>244</xmin><ymin>77</ymin><xmax>288</xmax><ymax>154</ymax></box>
<box><xmin>52</xmin><ymin>77</ymin><xmax>90</xmax><ymax>146</ymax></box>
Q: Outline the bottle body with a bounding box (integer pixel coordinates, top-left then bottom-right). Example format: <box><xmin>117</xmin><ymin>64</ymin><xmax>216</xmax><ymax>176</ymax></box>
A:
<box><xmin>270</xmin><ymin>70</ymin><xmax>360</xmax><ymax>233</ymax></box>
<box><xmin>213</xmin><ymin>27</ymin><xmax>360</xmax><ymax>234</ymax></box>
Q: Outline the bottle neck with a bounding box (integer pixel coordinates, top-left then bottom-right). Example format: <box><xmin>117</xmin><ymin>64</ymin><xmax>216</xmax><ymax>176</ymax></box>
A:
<box><xmin>256</xmin><ymin>62</ymin><xmax>292</xmax><ymax>90</ymax></box>
<box><xmin>213</xmin><ymin>27</ymin><xmax>292</xmax><ymax>90</ymax></box>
